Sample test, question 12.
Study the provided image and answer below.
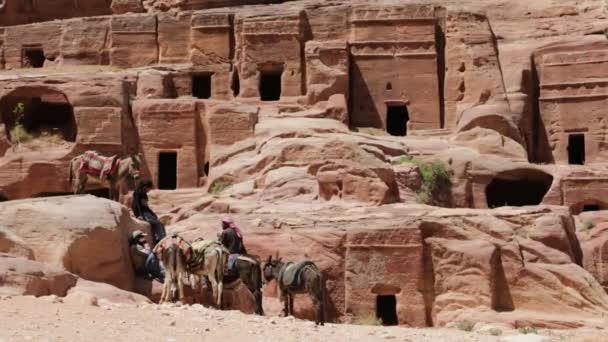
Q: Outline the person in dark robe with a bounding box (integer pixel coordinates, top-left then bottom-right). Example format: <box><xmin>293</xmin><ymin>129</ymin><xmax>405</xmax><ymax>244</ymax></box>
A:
<box><xmin>132</xmin><ymin>179</ymin><xmax>167</xmax><ymax>245</ymax></box>
<box><xmin>219</xmin><ymin>217</ymin><xmax>247</xmax><ymax>276</ymax></box>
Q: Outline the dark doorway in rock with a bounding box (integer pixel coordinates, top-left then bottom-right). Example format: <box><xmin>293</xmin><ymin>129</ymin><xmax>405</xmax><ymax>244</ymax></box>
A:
<box><xmin>22</xmin><ymin>47</ymin><xmax>45</xmax><ymax>68</ymax></box>
<box><xmin>204</xmin><ymin>161</ymin><xmax>210</xmax><ymax>176</ymax></box>
<box><xmin>158</xmin><ymin>152</ymin><xmax>177</xmax><ymax>190</ymax></box>
<box><xmin>231</xmin><ymin>69</ymin><xmax>240</xmax><ymax>97</ymax></box>
<box><xmin>568</xmin><ymin>134</ymin><xmax>585</xmax><ymax>165</ymax></box>
<box><xmin>192</xmin><ymin>74</ymin><xmax>212</xmax><ymax>99</ymax></box>
<box><xmin>486</xmin><ymin>178</ymin><xmax>551</xmax><ymax>208</ymax></box>
<box><xmin>259</xmin><ymin>71</ymin><xmax>282</xmax><ymax>101</ymax></box>
<box><xmin>0</xmin><ymin>194</ymin><xmax>8</xmax><ymax>202</ymax></box>
<box><xmin>386</xmin><ymin>105</ymin><xmax>409</xmax><ymax>136</ymax></box>
<box><xmin>583</xmin><ymin>204</ymin><xmax>600</xmax><ymax>212</ymax></box>
<box><xmin>376</xmin><ymin>295</ymin><xmax>398</xmax><ymax>326</ymax></box>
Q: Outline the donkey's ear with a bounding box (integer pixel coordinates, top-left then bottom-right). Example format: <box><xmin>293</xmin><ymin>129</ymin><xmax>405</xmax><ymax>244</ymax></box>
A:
<box><xmin>267</xmin><ymin>255</ymin><xmax>272</xmax><ymax>263</ymax></box>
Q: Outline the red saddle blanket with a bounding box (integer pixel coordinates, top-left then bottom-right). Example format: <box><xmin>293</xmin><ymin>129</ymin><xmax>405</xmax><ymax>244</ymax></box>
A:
<box><xmin>80</xmin><ymin>151</ymin><xmax>119</xmax><ymax>181</ymax></box>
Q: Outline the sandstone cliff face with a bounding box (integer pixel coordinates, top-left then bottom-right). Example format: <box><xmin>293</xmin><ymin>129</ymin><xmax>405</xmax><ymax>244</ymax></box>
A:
<box><xmin>1</xmin><ymin>0</ymin><xmax>608</xmax><ymax>331</ymax></box>
<box><xmin>166</xmin><ymin>204</ymin><xmax>608</xmax><ymax>327</ymax></box>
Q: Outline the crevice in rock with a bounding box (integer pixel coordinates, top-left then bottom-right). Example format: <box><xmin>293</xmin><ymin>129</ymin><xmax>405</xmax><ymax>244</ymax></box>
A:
<box><xmin>491</xmin><ymin>247</ymin><xmax>514</xmax><ymax>312</ymax></box>
<box><xmin>486</xmin><ymin>17</ymin><xmax>511</xmax><ymax>112</ymax></box>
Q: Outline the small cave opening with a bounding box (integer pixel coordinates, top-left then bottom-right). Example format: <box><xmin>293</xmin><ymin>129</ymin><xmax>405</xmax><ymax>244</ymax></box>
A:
<box><xmin>192</xmin><ymin>73</ymin><xmax>212</xmax><ymax>99</ymax></box>
<box><xmin>0</xmin><ymin>88</ymin><xmax>77</xmax><ymax>145</ymax></box>
<box><xmin>568</xmin><ymin>133</ymin><xmax>585</xmax><ymax>165</ymax></box>
<box><xmin>486</xmin><ymin>170</ymin><xmax>553</xmax><ymax>208</ymax></box>
<box><xmin>158</xmin><ymin>152</ymin><xmax>177</xmax><ymax>190</ymax></box>
<box><xmin>259</xmin><ymin>70</ymin><xmax>282</xmax><ymax>101</ymax></box>
<box><xmin>0</xmin><ymin>194</ymin><xmax>8</xmax><ymax>202</ymax></box>
<box><xmin>376</xmin><ymin>295</ymin><xmax>398</xmax><ymax>326</ymax></box>
<box><xmin>22</xmin><ymin>47</ymin><xmax>45</xmax><ymax>68</ymax></box>
<box><xmin>386</xmin><ymin>104</ymin><xmax>409</xmax><ymax>136</ymax></box>
<box><xmin>583</xmin><ymin>204</ymin><xmax>601</xmax><ymax>212</ymax></box>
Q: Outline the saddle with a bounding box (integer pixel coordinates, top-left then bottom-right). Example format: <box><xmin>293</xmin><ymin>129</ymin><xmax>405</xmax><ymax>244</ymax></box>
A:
<box><xmin>80</xmin><ymin>151</ymin><xmax>119</xmax><ymax>181</ymax></box>
<box><xmin>187</xmin><ymin>239</ymin><xmax>224</xmax><ymax>272</ymax></box>
<box><xmin>279</xmin><ymin>261</ymin><xmax>317</xmax><ymax>290</ymax></box>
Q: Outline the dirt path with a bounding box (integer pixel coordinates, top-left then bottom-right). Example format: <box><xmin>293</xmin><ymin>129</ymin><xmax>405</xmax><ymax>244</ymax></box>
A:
<box><xmin>0</xmin><ymin>296</ymin><xmax>604</xmax><ymax>342</ymax></box>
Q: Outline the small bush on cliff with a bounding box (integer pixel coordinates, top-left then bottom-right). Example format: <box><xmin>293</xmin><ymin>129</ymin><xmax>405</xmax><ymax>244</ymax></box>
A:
<box><xmin>518</xmin><ymin>326</ymin><xmax>538</xmax><ymax>335</ymax></box>
<box><xmin>210</xmin><ymin>180</ymin><xmax>227</xmax><ymax>194</ymax></box>
<box><xmin>393</xmin><ymin>154</ymin><xmax>451</xmax><ymax>206</ymax></box>
<box><xmin>582</xmin><ymin>220</ymin><xmax>595</xmax><ymax>231</ymax></box>
<box><xmin>455</xmin><ymin>320</ymin><xmax>475</xmax><ymax>332</ymax></box>
<box><xmin>9</xmin><ymin>102</ymin><xmax>33</xmax><ymax>144</ymax></box>
<box><xmin>352</xmin><ymin>312</ymin><xmax>382</xmax><ymax>326</ymax></box>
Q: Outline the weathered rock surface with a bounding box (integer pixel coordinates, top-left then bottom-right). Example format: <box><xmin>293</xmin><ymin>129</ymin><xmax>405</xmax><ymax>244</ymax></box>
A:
<box><xmin>0</xmin><ymin>195</ymin><xmax>149</xmax><ymax>291</ymax></box>
<box><xmin>166</xmin><ymin>204</ymin><xmax>608</xmax><ymax>328</ymax></box>
<box><xmin>0</xmin><ymin>253</ymin><xmax>77</xmax><ymax>297</ymax></box>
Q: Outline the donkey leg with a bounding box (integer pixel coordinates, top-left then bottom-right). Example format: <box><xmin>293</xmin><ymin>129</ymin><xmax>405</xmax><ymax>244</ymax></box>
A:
<box><xmin>288</xmin><ymin>294</ymin><xmax>294</xmax><ymax>317</ymax></box>
<box><xmin>254</xmin><ymin>289</ymin><xmax>264</xmax><ymax>315</ymax></box>
<box><xmin>177</xmin><ymin>273</ymin><xmax>185</xmax><ymax>304</ymax></box>
<box><xmin>208</xmin><ymin>275</ymin><xmax>219</xmax><ymax>308</ymax></box>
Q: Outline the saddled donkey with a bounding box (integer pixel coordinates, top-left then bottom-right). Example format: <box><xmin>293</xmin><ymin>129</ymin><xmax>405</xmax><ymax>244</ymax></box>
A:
<box><xmin>153</xmin><ymin>235</ymin><xmax>188</xmax><ymax>303</ymax></box>
<box><xmin>230</xmin><ymin>254</ymin><xmax>265</xmax><ymax>315</ymax></box>
<box><xmin>183</xmin><ymin>239</ymin><xmax>228</xmax><ymax>309</ymax></box>
<box><xmin>68</xmin><ymin>151</ymin><xmax>141</xmax><ymax>201</ymax></box>
<box><xmin>263</xmin><ymin>256</ymin><xmax>325</xmax><ymax>325</ymax></box>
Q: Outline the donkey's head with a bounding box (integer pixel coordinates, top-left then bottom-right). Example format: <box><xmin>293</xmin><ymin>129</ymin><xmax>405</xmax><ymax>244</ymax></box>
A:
<box><xmin>127</xmin><ymin>152</ymin><xmax>142</xmax><ymax>180</ymax></box>
<box><xmin>263</xmin><ymin>255</ymin><xmax>283</xmax><ymax>283</ymax></box>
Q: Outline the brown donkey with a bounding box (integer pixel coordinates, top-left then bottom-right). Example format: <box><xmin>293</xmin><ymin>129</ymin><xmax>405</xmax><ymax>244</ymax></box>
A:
<box><xmin>68</xmin><ymin>151</ymin><xmax>141</xmax><ymax>201</ymax></box>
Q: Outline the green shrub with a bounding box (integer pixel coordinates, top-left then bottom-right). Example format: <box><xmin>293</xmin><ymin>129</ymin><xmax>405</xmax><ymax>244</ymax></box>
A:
<box><xmin>392</xmin><ymin>154</ymin><xmax>414</xmax><ymax>165</ymax></box>
<box><xmin>210</xmin><ymin>180</ymin><xmax>227</xmax><ymax>194</ymax></box>
<box><xmin>518</xmin><ymin>326</ymin><xmax>538</xmax><ymax>335</ymax></box>
<box><xmin>352</xmin><ymin>312</ymin><xmax>382</xmax><ymax>326</ymax></box>
<box><xmin>455</xmin><ymin>320</ymin><xmax>475</xmax><ymax>332</ymax></box>
<box><xmin>394</xmin><ymin>154</ymin><xmax>451</xmax><ymax>205</ymax></box>
<box><xmin>488</xmin><ymin>328</ymin><xmax>502</xmax><ymax>336</ymax></box>
<box><xmin>582</xmin><ymin>221</ymin><xmax>595</xmax><ymax>231</ymax></box>
<box><xmin>9</xmin><ymin>123</ymin><xmax>32</xmax><ymax>143</ymax></box>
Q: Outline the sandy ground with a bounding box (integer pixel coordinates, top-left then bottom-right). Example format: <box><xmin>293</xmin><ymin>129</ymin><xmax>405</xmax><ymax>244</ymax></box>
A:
<box><xmin>0</xmin><ymin>296</ymin><xmax>606</xmax><ymax>342</ymax></box>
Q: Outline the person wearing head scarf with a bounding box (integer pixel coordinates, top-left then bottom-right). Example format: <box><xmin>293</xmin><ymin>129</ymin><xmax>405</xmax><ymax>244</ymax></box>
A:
<box><xmin>129</xmin><ymin>230</ymin><xmax>164</xmax><ymax>282</ymax></box>
<box><xmin>219</xmin><ymin>216</ymin><xmax>247</xmax><ymax>255</ymax></box>
<box><xmin>132</xmin><ymin>179</ymin><xmax>166</xmax><ymax>245</ymax></box>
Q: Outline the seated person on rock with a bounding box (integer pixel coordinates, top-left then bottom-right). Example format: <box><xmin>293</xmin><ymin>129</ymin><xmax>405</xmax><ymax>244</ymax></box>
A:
<box><xmin>129</xmin><ymin>230</ymin><xmax>165</xmax><ymax>282</ymax></box>
<box><xmin>219</xmin><ymin>217</ymin><xmax>247</xmax><ymax>276</ymax></box>
<box><xmin>132</xmin><ymin>179</ymin><xmax>167</xmax><ymax>245</ymax></box>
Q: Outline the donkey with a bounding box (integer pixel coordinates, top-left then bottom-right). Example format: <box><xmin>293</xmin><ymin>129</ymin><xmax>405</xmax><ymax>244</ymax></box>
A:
<box><xmin>68</xmin><ymin>152</ymin><xmax>141</xmax><ymax>201</ymax></box>
<box><xmin>229</xmin><ymin>254</ymin><xmax>265</xmax><ymax>315</ymax></box>
<box><xmin>154</xmin><ymin>235</ymin><xmax>188</xmax><ymax>304</ymax></box>
<box><xmin>183</xmin><ymin>239</ymin><xmax>228</xmax><ymax>309</ymax></box>
<box><xmin>263</xmin><ymin>256</ymin><xmax>325</xmax><ymax>325</ymax></box>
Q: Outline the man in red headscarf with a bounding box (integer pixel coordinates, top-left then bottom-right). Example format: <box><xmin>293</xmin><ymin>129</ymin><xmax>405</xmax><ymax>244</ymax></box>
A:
<box><xmin>220</xmin><ymin>216</ymin><xmax>247</xmax><ymax>255</ymax></box>
<box><xmin>220</xmin><ymin>217</ymin><xmax>248</xmax><ymax>276</ymax></box>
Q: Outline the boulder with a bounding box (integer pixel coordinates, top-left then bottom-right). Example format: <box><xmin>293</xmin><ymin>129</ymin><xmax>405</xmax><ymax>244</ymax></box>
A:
<box><xmin>392</xmin><ymin>162</ymin><xmax>422</xmax><ymax>203</ymax></box>
<box><xmin>579</xmin><ymin>222</ymin><xmax>608</xmax><ymax>294</ymax></box>
<box><xmin>0</xmin><ymin>195</ymin><xmax>149</xmax><ymax>291</ymax></box>
<box><xmin>0</xmin><ymin>253</ymin><xmax>77</xmax><ymax>297</ymax></box>
<box><xmin>0</xmin><ymin>225</ymin><xmax>34</xmax><ymax>259</ymax></box>
<box><xmin>69</xmin><ymin>278</ymin><xmax>152</xmax><ymax>305</ymax></box>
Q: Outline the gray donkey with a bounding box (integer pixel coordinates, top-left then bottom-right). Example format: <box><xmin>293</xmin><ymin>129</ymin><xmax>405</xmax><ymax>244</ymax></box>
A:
<box><xmin>68</xmin><ymin>151</ymin><xmax>141</xmax><ymax>201</ymax></box>
<box><xmin>263</xmin><ymin>256</ymin><xmax>325</xmax><ymax>325</ymax></box>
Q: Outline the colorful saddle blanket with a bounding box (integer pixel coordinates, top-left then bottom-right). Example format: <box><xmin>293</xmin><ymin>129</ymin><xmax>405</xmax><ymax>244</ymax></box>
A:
<box><xmin>80</xmin><ymin>151</ymin><xmax>119</xmax><ymax>181</ymax></box>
